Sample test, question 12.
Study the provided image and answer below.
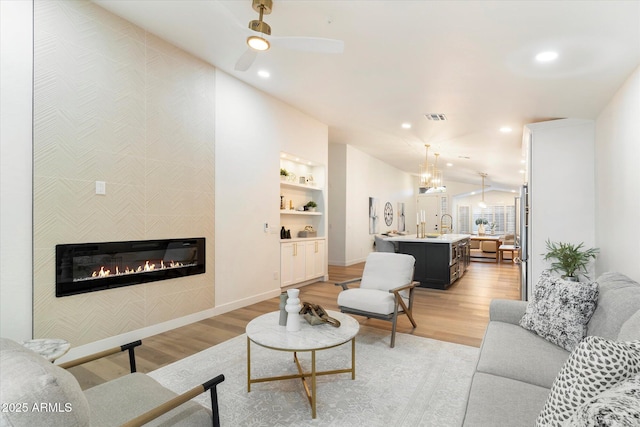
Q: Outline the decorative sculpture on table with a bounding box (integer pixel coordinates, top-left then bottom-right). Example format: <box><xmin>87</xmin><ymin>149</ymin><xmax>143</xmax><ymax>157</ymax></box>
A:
<box><xmin>285</xmin><ymin>288</ymin><xmax>302</xmax><ymax>331</ymax></box>
<box><xmin>279</xmin><ymin>292</ymin><xmax>288</xmax><ymax>326</ymax></box>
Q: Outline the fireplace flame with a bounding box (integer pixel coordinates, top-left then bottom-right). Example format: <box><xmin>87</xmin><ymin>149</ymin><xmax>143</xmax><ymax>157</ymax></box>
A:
<box><xmin>87</xmin><ymin>260</ymin><xmax>185</xmax><ymax>280</ymax></box>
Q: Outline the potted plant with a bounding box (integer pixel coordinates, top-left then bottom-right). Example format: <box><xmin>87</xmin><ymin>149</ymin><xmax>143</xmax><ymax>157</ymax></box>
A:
<box><xmin>475</xmin><ymin>218</ymin><xmax>488</xmax><ymax>235</ymax></box>
<box><xmin>542</xmin><ymin>239</ymin><xmax>599</xmax><ymax>281</ymax></box>
<box><xmin>305</xmin><ymin>201</ymin><xmax>317</xmax><ymax>212</ymax></box>
<box><xmin>280</xmin><ymin>168</ymin><xmax>289</xmax><ymax>181</ymax></box>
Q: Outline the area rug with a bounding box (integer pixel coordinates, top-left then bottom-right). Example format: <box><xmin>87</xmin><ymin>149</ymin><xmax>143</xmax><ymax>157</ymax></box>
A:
<box><xmin>148</xmin><ymin>327</ymin><xmax>479</xmax><ymax>426</ymax></box>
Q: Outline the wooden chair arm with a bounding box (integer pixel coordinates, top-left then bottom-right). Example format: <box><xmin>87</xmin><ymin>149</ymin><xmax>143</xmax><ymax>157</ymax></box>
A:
<box><xmin>58</xmin><ymin>340</ymin><xmax>141</xmax><ymax>373</ymax></box>
<box><xmin>388</xmin><ymin>281</ymin><xmax>419</xmax><ymax>294</ymax></box>
<box><xmin>121</xmin><ymin>374</ymin><xmax>225</xmax><ymax>427</ymax></box>
<box><xmin>334</xmin><ymin>277</ymin><xmax>362</xmax><ymax>290</ymax></box>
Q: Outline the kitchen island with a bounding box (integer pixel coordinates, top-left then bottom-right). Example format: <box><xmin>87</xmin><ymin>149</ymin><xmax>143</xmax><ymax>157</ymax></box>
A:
<box><xmin>383</xmin><ymin>234</ymin><xmax>471</xmax><ymax>289</ymax></box>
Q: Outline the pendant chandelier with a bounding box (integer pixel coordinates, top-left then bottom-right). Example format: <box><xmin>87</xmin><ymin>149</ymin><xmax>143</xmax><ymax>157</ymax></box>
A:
<box><xmin>419</xmin><ymin>144</ymin><xmax>445</xmax><ymax>193</ymax></box>
<box><xmin>478</xmin><ymin>173</ymin><xmax>487</xmax><ymax>208</ymax></box>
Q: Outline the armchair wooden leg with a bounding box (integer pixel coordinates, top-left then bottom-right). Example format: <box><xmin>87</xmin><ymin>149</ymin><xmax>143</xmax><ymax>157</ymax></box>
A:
<box><xmin>390</xmin><ymin>316</ymin><xmax>397</xmax><ymax>348</ymax></box>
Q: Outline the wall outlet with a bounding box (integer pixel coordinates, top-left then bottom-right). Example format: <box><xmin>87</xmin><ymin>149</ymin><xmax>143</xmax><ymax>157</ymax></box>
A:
<box><xmin>273</xmin><ymin>271</ymin><xmax>279</xmax><ymax>280</ymax></box>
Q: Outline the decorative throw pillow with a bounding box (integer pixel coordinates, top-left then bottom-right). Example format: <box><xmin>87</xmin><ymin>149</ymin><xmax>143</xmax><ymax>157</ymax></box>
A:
<box><xmin>565</xmin><ymin>373</ymin><xmax>640</xmax><ymax>426</ymax></box>
<box><xmin>520</xmin><ymin>270</ymin><xmax>599</xmax><ymax>351</ymax></box>
<box><xmin>536</xmin><ymin>336</ymin><xmax>640</xmax><ymax>427</ymax></box>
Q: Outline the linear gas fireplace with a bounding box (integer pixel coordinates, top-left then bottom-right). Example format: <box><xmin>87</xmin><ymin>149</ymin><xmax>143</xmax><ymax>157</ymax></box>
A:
<box><xmin>56</xmin><ymin>238</ymin><xmax>205</xmax><ymax>297</ymax></box>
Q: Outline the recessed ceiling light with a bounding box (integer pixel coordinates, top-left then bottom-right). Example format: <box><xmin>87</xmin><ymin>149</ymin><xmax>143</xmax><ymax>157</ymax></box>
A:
<box><xmin>446</xmin><ymin>163</ymin><xmax>453</xmax><ymax>167</ymax></box>
<box><xmin>257</xmin><ymin>70</ymin><xmax>270</xmax><ymax>78</ymax></box>
<box><xmin>401</xmin><ymin>123</ymin><xmax>411</xmax><ymax>129</ymax></box>
<box><xmin>500</xmin><ymin>127</ymin><xmax>512</xmax><ymax>133</ymax></box>
<box><xmin>535</xmin><ymin>51</ymin><xmax>558</xmax><ymax>62</ymax></box>
<box><xmin>519</xmin><ymin>169</ymin><xmax>526</xmax><ymax>174</ymax></box>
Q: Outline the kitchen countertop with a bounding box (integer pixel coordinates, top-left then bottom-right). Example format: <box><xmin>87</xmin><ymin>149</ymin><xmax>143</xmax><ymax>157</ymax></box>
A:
<box><xmin>382</xmin><ymin>234</ymin><xmax>471</xmax><ymax>244</ymax></box>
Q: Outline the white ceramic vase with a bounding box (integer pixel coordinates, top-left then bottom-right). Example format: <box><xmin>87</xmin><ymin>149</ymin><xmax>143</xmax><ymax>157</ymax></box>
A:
<box><xmin>285</xmin><ymin>289</ymin><xmax>301</xmax><ymax>332</ymax></box>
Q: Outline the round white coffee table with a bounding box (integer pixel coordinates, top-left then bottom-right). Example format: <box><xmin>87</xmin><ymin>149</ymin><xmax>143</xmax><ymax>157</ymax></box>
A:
<box><xmin>21</xmin><ymin>338</ymin><xmax>70</xmax><ymax>362</ymax></box>
<box><xmin>246</xmin><ymin>310</ymin><xmax>359</xmax><ymax>419</ymax></box>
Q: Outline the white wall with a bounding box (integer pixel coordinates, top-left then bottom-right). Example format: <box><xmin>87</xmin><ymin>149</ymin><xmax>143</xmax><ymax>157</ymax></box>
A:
<box><xmin>595</xmin><ymin>66</ymin><xmax>640</xmax><ymax>282</ymax></box>
<box><xmin>328</xmin><ymin>144</ymin><xmax>348</xmax><ymax>264</ymax></box>
<box><xmin>0</xmin><ymin>0</ymin><xmax>33</xmax><ymax>341</ymax></box>
<box><xmin>214</xmin><ymin>71</ymin><xmax>328</xmax><ymax>311</ymax></box>
<box><xmin>329</xmin><ymin>144</ymin><xmax>416</xmax><ymax>266</ymax></box>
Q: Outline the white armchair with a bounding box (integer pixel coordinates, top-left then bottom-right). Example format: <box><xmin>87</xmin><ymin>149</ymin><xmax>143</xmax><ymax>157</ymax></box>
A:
<box><xmin>335</xmin><ymin>252</ymin><xmax>418</xmax><ymax>347</ymax></box>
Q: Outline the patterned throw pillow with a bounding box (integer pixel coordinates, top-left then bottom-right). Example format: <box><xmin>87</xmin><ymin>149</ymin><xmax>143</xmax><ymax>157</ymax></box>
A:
<box><xmin>566</xmin><ymin>373</ymin><xmax>640</xmax><ymax>426</ymax></box>
<box><xmin>536</xmin><ymin>336</ymin><xmax>640</xmax><ymax>427</ymax></box>
<box><xmin>520</xmin><ymin>270</ymin><xmax>599</xmax><ymax>351</ymax></box>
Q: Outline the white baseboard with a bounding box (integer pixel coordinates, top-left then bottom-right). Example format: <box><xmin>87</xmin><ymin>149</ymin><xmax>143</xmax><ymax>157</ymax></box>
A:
<box><xmin>55</xmin><ymin>288</ymin><xmax>282</xmax><ymax>364</ymax></box>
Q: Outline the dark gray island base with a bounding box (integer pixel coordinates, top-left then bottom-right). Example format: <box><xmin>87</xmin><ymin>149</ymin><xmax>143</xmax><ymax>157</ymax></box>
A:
<box><xmin>384</xmin><ymin>234</ymin><xmax>471</xmax><ymax>289</ymax></box>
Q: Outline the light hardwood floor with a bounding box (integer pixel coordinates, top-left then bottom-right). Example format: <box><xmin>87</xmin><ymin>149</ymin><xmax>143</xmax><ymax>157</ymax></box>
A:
<box><xmin>68</xmin><ymin>260</ymin><xmax>520</xmax><ymax>390</ymax></box>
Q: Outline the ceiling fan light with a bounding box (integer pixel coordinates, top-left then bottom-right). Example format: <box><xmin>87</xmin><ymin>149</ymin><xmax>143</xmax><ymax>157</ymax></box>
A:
<box><xmin>247</xmin><ymin>35</ymin><xmax>270</xmax><ymax>51</ymax></box>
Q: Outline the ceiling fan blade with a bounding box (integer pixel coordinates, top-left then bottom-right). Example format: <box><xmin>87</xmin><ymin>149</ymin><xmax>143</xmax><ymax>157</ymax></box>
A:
<box><xmin>235</xmin><ymin>48</ymin><xmax>258</xmax><ymax>71</ymax></box>
<box><xmin>270</xmin><ymin>36</ymin><xmax>344</xmax><ymax>54</ymax></box>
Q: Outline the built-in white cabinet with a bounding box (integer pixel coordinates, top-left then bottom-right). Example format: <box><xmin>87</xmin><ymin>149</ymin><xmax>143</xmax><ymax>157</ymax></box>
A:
<box><xmin>304</xmin><ymin>239</ymin><xmax>326</xmax><ymax>280</ymax></box>
<box><xmin>279</xmin><ymin>153</ymin><xmax>327</xmax><ymax>288</ymax></box>
<box><xmin>280</xmin><ymin>238</ymin><xmax>326</xmax><ymax>287</ymax></box>
<box><xmin>280</xmin><ymin>154</ymin><xmax>325</xmax><ymax>239</ymax></box>
<box><xmin>281</xmin><ymin>241</ymin><xmax>306</xmax><ymax>287</ymax></box>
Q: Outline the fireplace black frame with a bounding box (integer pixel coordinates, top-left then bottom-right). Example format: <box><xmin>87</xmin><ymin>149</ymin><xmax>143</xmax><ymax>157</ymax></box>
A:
<box><xmin>56</xmin><ymin>238</ymin><xmax>205</xmax><ymax>297</ymax></box>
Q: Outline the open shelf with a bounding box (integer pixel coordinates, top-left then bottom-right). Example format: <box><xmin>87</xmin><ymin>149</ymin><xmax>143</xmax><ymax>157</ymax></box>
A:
<box><xmin>280</xmin><ymin>181</ymin><xmax>323</xmax><ymax>191</ymax></box>
<box><xmin>280</xmin><ymin>210</ymin><xmax>322</xmax><ymax>216</ymax></box>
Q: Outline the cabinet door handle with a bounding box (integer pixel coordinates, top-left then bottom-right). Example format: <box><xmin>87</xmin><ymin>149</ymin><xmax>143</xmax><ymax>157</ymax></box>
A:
<box><xmin>315</xmin><ymin>241</ymin><xmax>318</xmax><ymax>252</ymax></box>
<box><xmin>293</xmin><ymin>243</ymin><xmax>297</xmax><ymax>256</ymax></box>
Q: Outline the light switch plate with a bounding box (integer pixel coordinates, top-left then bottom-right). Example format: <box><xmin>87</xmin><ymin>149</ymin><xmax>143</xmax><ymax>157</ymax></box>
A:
<box><xmin>95</xmin><ymin>181</ymin><xmax>106</xmax><ymax>195</ymax></box>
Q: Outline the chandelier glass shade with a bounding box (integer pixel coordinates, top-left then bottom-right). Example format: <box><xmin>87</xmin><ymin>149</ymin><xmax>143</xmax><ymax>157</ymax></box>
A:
<box><xmin>419</xmin><ymin>144</ymin><xmax>445</xmax><ymax>193</ymax></box>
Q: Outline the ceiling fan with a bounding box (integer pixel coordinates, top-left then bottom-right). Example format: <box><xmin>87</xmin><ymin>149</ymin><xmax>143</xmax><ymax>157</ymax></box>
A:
<box><xmin>234</xmin><ymin>0</ymin><xmax>345</xmax><ymax>71</ymax></box>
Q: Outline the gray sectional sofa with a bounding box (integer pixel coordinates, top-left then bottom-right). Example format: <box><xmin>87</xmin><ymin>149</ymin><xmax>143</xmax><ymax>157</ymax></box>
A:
<box><xmin>462</xmin><ymin>272</ymin><xmax>640</xmax><ymax>426</ymax></box>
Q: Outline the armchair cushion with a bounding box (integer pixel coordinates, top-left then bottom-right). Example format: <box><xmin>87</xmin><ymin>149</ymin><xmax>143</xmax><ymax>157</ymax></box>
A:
<box><xmin>0</xmin><ymin>338</ymin><xmax>90</xmax><ymax>427</ymax></box>
<box><xmin>84</xmin><ymin>373</ymin><xmax>211</xmax><ymax>426</ymax></box>
<box><xmin>337</xmin><ymin>288</ymin><xmax>406</xmax><ymax>316</ymax></box>
<box><xmin>360</xmin><ymin>252</ymin><xmax>415</xmax><ymax>295</ymax></box>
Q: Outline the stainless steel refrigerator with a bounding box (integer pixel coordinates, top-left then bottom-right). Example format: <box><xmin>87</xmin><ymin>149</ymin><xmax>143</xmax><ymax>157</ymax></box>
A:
<box><xmin>515</xmin><ymin>184</ymin><xmax>529</xmax><ymax>301</ymax></box>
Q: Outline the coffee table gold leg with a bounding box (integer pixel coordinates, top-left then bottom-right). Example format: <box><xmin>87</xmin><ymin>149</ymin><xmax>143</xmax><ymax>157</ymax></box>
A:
<box><xmin>247</xmin><ymin>337</ymin><xmax>251</xmax><ymax>392</ymax></box>
<box><xmin>351</xmin><ymin>337</ymin><xmax>356</xmax><ymax>380</ymax></box>
<box><xmin>311</xmin><ymin>350</ymin><xmax>316</xmax><ymax>419</ymax></box>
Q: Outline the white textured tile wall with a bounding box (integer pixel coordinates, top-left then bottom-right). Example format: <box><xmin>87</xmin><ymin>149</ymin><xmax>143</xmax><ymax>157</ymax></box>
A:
<box><xmin>33</xmin><ymin>0</ymin><xmax>215</xmax><ymax>346</ymax></box>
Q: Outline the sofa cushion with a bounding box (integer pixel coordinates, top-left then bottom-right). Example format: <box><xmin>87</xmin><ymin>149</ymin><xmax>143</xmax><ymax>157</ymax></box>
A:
<box><xmin>565</xmin><ymin>373</ymin><xmax>640</xmax><ymax>427</ymax></box>
<box><xmin>475</xmin><ymin>321</ymin><xmax>569</xmax><ymax>389</ymax></box>
<box><xmin>84</xmin><ymin>372</ymin><xmax>212</xmax><ymax>426</ymax></box>
<box><xmin>588</xmin><ymin>272</ymin><xmax>640</xmax><ymax>339</ymax></box>
<box><xmin>0</xmin><ymin>338</ymin><xmax>90</xmax><ymax>427</ymax></box>
<box><xmin>462</xmin><ymin>372</ymin><xmax>549</xmax><ymax>427</ymax></box>
<box><xmin>618</xmin><ymin>310</ymin><xmax>640</xmax><ymax>341</ymax></box>
<box><xmin>536</xmin><ymin>336</ymin><xmax>640</xmax><ymax>427</ymax></box>
<box><xmin>520</xmin><ymin>271</ymin><xmax>598</xmax><ymax>351</ymax></box>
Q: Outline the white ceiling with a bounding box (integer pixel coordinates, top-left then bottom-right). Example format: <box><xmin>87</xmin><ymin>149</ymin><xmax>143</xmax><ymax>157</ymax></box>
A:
<box><xmin>94</xmin><ymin>0</ymin><xmax>640</xmax><ymax>191</ymax></box>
